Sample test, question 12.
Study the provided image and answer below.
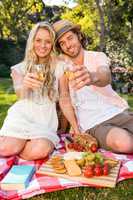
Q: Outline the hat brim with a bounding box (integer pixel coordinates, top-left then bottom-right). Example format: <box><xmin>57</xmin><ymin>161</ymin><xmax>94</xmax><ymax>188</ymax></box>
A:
<box><xmin>54</xmin><ymin>24</ymin><xmax>81</xmax><ymax>47</ymax></box>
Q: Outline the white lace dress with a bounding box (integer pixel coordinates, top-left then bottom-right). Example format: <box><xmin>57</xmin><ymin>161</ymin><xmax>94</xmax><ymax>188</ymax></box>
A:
<box><xmin>0</xmin><ymin>61</ymin><xmax>66</xmax><ymax>147</ymax></box>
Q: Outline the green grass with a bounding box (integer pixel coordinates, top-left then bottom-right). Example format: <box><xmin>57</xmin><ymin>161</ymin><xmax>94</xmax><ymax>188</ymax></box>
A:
<box><xmin>0</xmin><ymin>78</ymin><xmax>133</xmax><ymax>200</ymax></box>
<box><xmin>0</xmin><ymin>78</ymin><xmax>17</xmax><ymax>127</ymax></box>
<box><xmin>120</xmin><ymin>94</ymin><xmax>133</xmax><ymax>111</ymax></box>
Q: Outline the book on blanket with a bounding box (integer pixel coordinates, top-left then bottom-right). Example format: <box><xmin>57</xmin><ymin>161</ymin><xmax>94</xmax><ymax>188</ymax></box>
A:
<box><xmin>1</xmin><ymin>165</ymin><xmax>35</xmax><ymax>190</ymax></box>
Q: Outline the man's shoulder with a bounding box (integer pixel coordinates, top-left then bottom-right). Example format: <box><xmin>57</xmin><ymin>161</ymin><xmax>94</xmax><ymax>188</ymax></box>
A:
<box><xmin>85</xmin><ymin>50</ymin><xmax>107</xmax><ymax>57</ymax></box>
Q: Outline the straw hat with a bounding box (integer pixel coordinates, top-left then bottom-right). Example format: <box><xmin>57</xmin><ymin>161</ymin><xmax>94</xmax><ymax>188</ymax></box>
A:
<box><xmin>52</xmin><ymin>20</ymin><xmax>81</xmax><ymax>46</ymax></box>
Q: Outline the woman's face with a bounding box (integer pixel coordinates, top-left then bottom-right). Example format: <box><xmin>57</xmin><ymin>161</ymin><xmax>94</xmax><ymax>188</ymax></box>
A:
<box><xmin>34</xmin><ymin>28</ymin><xmax>53</xmax><ymax>60</ymax></box>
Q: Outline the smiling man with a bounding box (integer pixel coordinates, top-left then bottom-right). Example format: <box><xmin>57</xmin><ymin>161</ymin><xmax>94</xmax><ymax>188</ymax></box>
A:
<box><xmin>53</xmin><ymin>19</ymin><xmax>133</xmax><ymax>153</ymax></box>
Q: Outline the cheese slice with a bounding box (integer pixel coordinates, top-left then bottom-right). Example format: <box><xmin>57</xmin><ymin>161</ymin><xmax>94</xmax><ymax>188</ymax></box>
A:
<box><xmin>64</xmin><ymin>159</ymin><xmax>81</xmax><ymax>176</ymax></box>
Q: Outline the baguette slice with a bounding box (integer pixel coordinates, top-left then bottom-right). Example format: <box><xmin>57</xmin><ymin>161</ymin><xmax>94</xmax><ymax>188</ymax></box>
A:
<box><xmin>64</xmin><ymin>159</ymin><xmax>81</xmax><ymax>176</ymax></box>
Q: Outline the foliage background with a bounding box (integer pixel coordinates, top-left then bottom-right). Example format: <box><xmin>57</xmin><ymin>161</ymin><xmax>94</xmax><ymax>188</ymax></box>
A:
<box><xmin>0</xmin><ymin>0</ymin><xmax>132</xmax><ymax>91</ymax></box>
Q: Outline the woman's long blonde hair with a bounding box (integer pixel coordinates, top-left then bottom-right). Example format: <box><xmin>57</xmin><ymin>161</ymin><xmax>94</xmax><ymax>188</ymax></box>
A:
<box><xmin>24</xmin><ymin>21</ymin><xmax>56</xmax><ymax>101</ymax></box>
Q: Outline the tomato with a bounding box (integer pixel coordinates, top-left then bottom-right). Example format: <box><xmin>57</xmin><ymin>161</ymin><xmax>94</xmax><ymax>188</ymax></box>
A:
<box><xmin>95</xmin><ymin>163</ymin><xmax>102</xmax><ymax>168</ymax></box>
<box><xmin>83</xmin><ymin>166</ymin><xmax>94</xmax><ymax>178</ymax></box>
<box><xmin>73</xmin><ymin>143</ymin><xmax>79</xmax><ymax>151</ymax></box>
<box><xmin>67</xmin><ymin>143</ymin><xmax>74</xmax><ymax>149</ymax></box>
<box><xmin>90</xmin><ymin>144</ymin><xmax>98</xmax><ymax>153</ymax></box>
<box><xmin>103</xmin><ymin>163</ymin><xmax>109</xmax><ymax>176</ymax></box>
<box><xmin>103</xmin><ymin>167</ymin><xmax>109</xmax><ymax>176</ymax></box>
<box><xmin>81</xmin><ymin>146</ymin><xmax>85</xmax><ymax>152</ymax></box>
<box><xmin>84</xmin><ymin>165</ymin><xmax>94</xmax><ymax>170</ymax></box>
<box><xmin>76</xmin><ymin>145</ymin><xmax>84</xmax><ymax>152</ymax></box>
<box><xmin>94</xmin><ymin>166</ymin><xmax>103</xmax><ymax>176</ymax></box>
<box><xmin>104</xmin><ymin>162</ymin><xmax>109</xmax><ymax>168</ymax></box>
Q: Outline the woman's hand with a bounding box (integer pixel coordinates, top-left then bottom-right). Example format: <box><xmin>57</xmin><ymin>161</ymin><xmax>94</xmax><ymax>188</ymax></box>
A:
<box><xmin>23</xmin><ymin>73</ymin><xmax>43</xmax><ymax>90</ymax></box>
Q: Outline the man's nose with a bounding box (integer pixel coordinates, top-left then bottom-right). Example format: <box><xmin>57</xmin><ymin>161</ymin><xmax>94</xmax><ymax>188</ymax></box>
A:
<box><xmin>66</xmin><ymin>41</ymin><xmax>71</xmax><ymax>49</ymax></box>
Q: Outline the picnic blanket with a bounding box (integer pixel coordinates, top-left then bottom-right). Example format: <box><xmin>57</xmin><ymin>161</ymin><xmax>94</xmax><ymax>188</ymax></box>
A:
<box><xmin>0</xmin><ymin>134</ymin><xmax>133</xmax><ymax>200</ymax></box>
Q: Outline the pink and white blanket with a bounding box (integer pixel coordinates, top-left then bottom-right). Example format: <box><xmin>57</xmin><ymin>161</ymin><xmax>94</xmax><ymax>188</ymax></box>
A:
<box><xmin>0</xmin><ymin>134</ymin><xmax>133</xmax><ymax>200</ymax></box>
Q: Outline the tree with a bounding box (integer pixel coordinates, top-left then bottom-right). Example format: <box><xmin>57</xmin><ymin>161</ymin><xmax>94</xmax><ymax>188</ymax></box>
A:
<box><xmin>0</xmin><ymin>0</ymin><xmax>43</xmax><ymax>42</ymax></box>
<box><xmin>61</xmin><ymin>1</ymin><xmax>100</xmax><ymax>49</ymax></box>
<box><xmin>104</xmin><ymin>0</ymin><xmax>133</xmax><ymax>67</ymax></box>
<box><xmin>95</xmin><ymin>0</ymin><xmax>105</xmax><ymax>51</ymax></box>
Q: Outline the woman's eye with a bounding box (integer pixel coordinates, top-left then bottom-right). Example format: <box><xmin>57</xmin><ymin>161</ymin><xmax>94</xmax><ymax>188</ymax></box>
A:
<box><xmin>35</xmin><ymin>39</ymin><xmax>41</xmax><ymax>42</ymax></box>
<box><xmin>46</xmin><ymin>41</ymin><xmax>51</xmax><ymax>44</ymax></box>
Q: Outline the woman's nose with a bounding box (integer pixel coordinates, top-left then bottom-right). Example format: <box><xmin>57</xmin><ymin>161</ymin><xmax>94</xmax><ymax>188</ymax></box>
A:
<box><xmin>41</xmin><ymin>42</ymin><xmax>46</xmax><ymax>48</ymax></box>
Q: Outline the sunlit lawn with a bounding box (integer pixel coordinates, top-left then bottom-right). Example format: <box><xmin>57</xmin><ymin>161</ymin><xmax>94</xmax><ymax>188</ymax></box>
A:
<box><xmin>0</xmin><ymin>78</ymin><xmax>17</xmax><ymax>127</ymax></box>
<box><xmin>120</xmin><ymin>94</ymin><xmax>133</xmax><ymax>111</ymax></box>
<box><xmin>0</xmin><ymin>78</ymin><xmax>133</xmax><ymax>200</ymax></box>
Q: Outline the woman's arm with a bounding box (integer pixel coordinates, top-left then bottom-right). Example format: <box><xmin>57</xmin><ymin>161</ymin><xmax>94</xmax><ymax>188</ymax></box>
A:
<box><xmin>11</xmin><ymin>69</ymin><xmax>25</xmax><ymax>98</ymax></box>
<box><xmin>58</xmin><ymin>74</ymin><xmax>80</xmax><ymax>134</ymax></box>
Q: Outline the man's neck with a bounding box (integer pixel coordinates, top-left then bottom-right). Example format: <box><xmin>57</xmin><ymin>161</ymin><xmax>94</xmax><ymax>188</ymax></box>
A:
<box><xmin>70</xmin><ymin>48</ymin><xmax>84</xmax><ymax>65</ymax></box>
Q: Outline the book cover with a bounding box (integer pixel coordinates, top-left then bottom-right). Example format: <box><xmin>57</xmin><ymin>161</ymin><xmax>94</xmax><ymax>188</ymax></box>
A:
<box><xmin>1</xmin><ymin>165</ymin><xmax>35</xmax><ymax>190</ymax></box>
<box><xmin>0</xmin><ymin>156</ymin><xmax>15</xmax><ymax>181</ymax></box>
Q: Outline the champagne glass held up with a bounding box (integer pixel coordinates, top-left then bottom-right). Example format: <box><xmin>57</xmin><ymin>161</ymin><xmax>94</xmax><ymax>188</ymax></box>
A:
<box><xmin>64</xmin><ymin>64</ymin><xmax>78</xmax><ymax>107</ymax></box>
<box><xmin>33</xmin><ymin>64</ymin><xmax>45</xmax><ymax>104</ymax></box>
<box><xmin>34</xmin><ymin>64</ymin><xmax>45</xmax><ymax>81</ymax></box>
<box><xmin>64</xmin><ymin>63</ymin><xmax>81</xmax><ymax>132</ymax></box>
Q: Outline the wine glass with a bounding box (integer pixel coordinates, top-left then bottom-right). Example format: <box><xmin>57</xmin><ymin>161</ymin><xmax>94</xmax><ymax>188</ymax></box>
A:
<box><xmin>35</xmin><ymin>64</ymin><xmax>45</xmax><ymax>81</ymax></box>
<box><xmin>64</xmin><ymin>63</ymin><xmax>78</xmax><ymax>107</ymax></box>
<box><xmin>33</xmin><ymin>64</ymin><xmax>45</xmax><ymax>105</ymax></box>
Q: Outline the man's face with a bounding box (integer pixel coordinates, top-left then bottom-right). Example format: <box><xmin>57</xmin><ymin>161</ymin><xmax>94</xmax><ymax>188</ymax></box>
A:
<box><xmin>58</xmin><ymin>31</ymin><xmax>82</xmax><ymax>58</ymax></box>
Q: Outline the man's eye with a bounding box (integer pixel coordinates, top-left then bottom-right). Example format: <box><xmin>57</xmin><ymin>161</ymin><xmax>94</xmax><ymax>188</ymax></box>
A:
<box><xmin>68</xmin><ymin>36</ymin><xmax>73</xmax><ymax>40</ymax></box>
<box><xmin>60</xmin><ymin>43</ymin><xmax>64</xmax><ymax>47</ymax></box>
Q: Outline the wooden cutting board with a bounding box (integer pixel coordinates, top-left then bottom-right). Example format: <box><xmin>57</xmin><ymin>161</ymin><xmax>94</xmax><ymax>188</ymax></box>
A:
<box><xmin>37</xmin><ymin>155</ymin><xmax>121</xmax><ymax>188</ymax></box>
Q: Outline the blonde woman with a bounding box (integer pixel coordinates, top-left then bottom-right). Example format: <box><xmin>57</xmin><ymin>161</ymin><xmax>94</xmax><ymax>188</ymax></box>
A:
<box><xmin>0</xmin><ymin>22</ymin><xmax>80</xmax><ymax>160</ymax></box>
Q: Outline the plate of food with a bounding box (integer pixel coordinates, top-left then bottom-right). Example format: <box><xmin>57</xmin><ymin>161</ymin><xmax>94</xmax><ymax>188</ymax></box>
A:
<box><xmin>65</xmin><ymin>133</ymin><xmax>98</xmax><ymax>153</ymax></box>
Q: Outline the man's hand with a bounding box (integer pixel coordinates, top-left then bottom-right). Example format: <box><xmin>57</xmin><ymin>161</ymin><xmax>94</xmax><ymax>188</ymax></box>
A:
<box><xmin>69</xmin><ymin>65</ymin><xmax>94</xmax><ymax>90</ymax></box>
<box><xmin>23</xmin><ymin>73</ymin><xmax>43</xmax><ymax>90</ymax></box>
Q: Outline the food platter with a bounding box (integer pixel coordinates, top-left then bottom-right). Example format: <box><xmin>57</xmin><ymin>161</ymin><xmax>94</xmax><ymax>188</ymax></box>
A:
<box><xmin>37</xmin><ymin>152</ymin><xmax>121</xmax><ymax>188</ymax></box>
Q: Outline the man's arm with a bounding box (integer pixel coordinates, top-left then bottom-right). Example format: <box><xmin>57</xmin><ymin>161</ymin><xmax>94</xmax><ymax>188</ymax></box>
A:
<box><xmin>89</xmin><ymin>65</ymin><xmax>111</xmax><ymax>87</ymax></box>
<box><xmin>58</xmin><ymin>74</ymin><xmax>80</xmax><ymax>134</ymax></box>
<box><xmin>69</xmin><ymin>64</ymin><xmax>111</xmax><ymax>90</ymax></box>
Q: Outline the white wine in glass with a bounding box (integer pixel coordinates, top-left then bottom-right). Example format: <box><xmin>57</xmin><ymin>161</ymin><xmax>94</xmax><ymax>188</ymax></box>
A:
<box><xmin>34</xmin><ymin>64</ymin><xmax>45</xmax><ymax>81</ymax></box>
<box><xmin>33</xmin><ymin>64</ymin><xmax>45</xmax><ymax>104</ymax></box>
